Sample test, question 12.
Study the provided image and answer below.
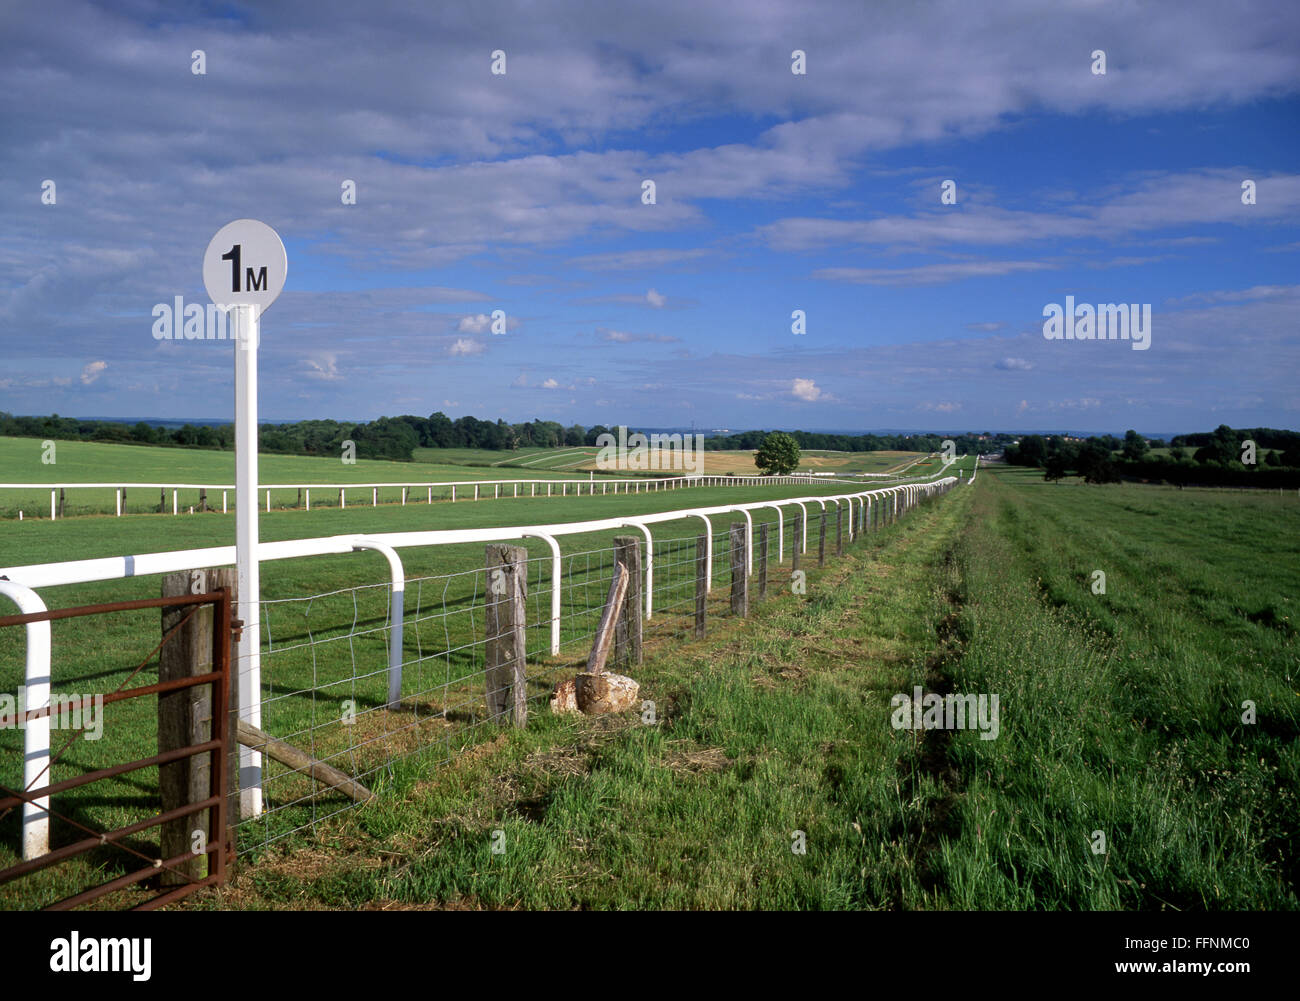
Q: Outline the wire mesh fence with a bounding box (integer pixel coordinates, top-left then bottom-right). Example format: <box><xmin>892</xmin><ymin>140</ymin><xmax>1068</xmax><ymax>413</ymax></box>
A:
<box><xmin>230</xmin><ymin>506</ymin><xmax>862</xmax><ymax>852</ymax></box>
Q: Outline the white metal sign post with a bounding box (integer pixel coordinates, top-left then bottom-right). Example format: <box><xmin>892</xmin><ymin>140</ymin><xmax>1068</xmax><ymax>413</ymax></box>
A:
<box><xmin>204</xmin><ymin>219</ymin><xmax>286</xmax><ymax>818</ymax></box>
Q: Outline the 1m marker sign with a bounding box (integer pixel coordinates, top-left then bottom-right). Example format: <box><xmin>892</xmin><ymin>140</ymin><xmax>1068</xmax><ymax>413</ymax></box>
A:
<box><xmin>202</xmin><ymin>218</ymin><xmax>287</xmax><ymax>313</ymax></box>
<box><xmin>201</xmin><ymin>217</ymin><xmax>287</xmax><ymax>819</ymax></box>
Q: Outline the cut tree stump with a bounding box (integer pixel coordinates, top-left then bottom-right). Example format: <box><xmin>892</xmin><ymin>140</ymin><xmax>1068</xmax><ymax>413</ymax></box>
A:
<box><xmin>575</xmin><ymin>672</ymin><xmax>639</xmax><ymax>714</ymax></box>
<box><xmin>550</xmin><ymin>678</ymin><xmax>579</xmax><ymax>714</ymax></box>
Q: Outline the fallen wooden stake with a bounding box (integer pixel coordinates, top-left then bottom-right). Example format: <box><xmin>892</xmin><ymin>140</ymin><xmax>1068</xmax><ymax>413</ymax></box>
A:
<box><xmin>553</xmin><ymin>562</ymin><xmax>641</xmax><ymax>715</ymax></box>
<box><xmin>236</xmin><ymin>719</ymin><xmax>376</xmax><ymax>804</ymax></box>
<box><xmin>587</xmin><ymin>563</ymin><xmax>629</xmax><ymax>676</ymax></box>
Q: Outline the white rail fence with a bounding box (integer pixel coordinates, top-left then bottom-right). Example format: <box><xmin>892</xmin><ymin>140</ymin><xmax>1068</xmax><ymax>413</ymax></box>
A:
<box><xmin>0</xmin><ymin>467</ymin><xmax>952</xmax><ymax>520</ymax></box>
<box><xmin>2</xmin><ymin>468</ymin><xmax>967</xmax><ymax>858</ymax></box>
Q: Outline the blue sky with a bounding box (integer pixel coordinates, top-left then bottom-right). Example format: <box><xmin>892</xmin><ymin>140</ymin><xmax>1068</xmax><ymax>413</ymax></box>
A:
<box><xmin>2</xmin><ymin>0</ymin><xmax>1298</xmax><ymax>434</ymax></box>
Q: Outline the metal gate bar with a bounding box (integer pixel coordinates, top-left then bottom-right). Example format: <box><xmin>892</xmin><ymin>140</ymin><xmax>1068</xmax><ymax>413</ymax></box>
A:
<box><xmin>0</xmin><ymin>588</ymin><xmax>232</xmax><ymax>910</ymax></box>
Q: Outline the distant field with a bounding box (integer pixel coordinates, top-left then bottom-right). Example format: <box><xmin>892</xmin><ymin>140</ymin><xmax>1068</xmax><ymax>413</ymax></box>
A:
<box><xmin>0</xmin><ymin>438</ymin><xmax>948</xmax><ymax>520</ymax></box>
<box><xmin>1146</xmin><ymin>445</ymin><xmax>1286</xmax><ymax>462</ymax></box>
<box><xmin>409</xmin><ymin>446</ymin><xmax>593</xmax><ymax>469</ymax></box>
<box><xmin>467</xmin><ymin>444</ymin><xmax>935</xmax><ymax>475</ymax></box>
<box><xmin>429</xmin><ymin>445</ymin><xmax>932</xmax><ymax>476</ymax></box>
<box><xmin>425</xmin><ymin>444</ymin><xmax>766</xmax><ymax>475</ymax></box>
<box><xmin>0</xmin><ymin>438</ymin><xmax>610</xmax><ymax>519</ymax></box>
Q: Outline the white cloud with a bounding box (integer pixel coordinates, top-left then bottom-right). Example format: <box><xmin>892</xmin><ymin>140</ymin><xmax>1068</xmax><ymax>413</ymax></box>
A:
<box><xmin>792</xmin><ymin>378</ymin><xmax>822</xmax><ymax>401</ymax></box>
<box><xmin>599</xmin><ymin>327</ymin><xmax>679</xmax><ymax>343</ymax></box>
<box><xmin>303</xmin><ymin>353</ymin><xmax>342</xmax><ymax>381</ymax></box>
<box><xmin>764</xmin><ymin>171</ymin><xmax>1300</xmax><ymax>255</ymax></box>
<box><xmin>646</xmin><ymin>288</ymin><xmax>667</xmax><ymax>308</ymax></box>
<box><xmin>1164</xmin><ymin>284</ymin><xmax>1299</xmax><ymax>306</ymax></box>
<box><xmin>1048</xmin><ymin>398</ymin><xmax>1103</xmax><ymax>410</ymax></box>
<box><xmin>80</xmin><ymin>360</ymin><xmax>107</xmax><ymax>384</ymax></box>
<box><xmin>449</xmin><ymin>338</ymin><xmax>485</xmax><ymax>356</ymax></box>
<box><xmin>457</xmin><ymin>314</ymin><xmax>491</xmax><ymax>334</ymax></box>
<box><xmin>995</xmin><ymin>357</ymin><xmax>1034</xmax><ymax>371</ymax></box>
<box><xmin>813</xmin><ymin>260</ymin><xmax>1055</xmax><ymax>286</ymax></box>
<box><xmin>567</xmin><ymin>248</ymin><xmax>710</xmax><ymax>271</ymax></box>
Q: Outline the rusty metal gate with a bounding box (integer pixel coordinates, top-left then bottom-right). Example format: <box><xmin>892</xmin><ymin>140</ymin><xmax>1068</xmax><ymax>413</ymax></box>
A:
<box><xmin>0</xmin><ymin>588</ymin><xmax>233</xmax><ymax>909</ymax></box>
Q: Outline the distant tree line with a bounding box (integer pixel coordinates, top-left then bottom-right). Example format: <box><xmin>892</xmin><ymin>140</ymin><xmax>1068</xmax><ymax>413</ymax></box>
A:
<box><xmin>0</xmin><ymin>411</ymin><xmax>619</xmax><ymax>463</ymax></box>
<box><xmin>706</xmin><ymin>430</ymin><xmax>1015</xmax><ymax>455</ymax></box>
<box><xmin>11</xmin><ymin>411</ymin><xmax>1293</xmax><ymax>485</ymax></box>
<box><xmin>0</xmin><ymin>412</ymin><xmax>237</xmax><ymax>450</ymax></box>
<box><xmin>1004</xmin><ymin>425</ymin><xmax>1300</xmax><ymax>488</ymax></box>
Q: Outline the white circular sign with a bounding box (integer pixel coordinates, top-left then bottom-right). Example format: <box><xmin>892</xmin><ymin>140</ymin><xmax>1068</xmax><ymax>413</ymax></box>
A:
<box><xmin>203</xmin><ymin>219</ymin><xmax>287</xmax><ymax>312</ymax></box>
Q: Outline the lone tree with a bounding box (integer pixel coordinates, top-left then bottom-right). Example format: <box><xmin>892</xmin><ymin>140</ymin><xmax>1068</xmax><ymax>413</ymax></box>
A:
<box><xmin>1122</xmin><ymin>429</ymin><xmax>1149</xmax><ymax>461</ymax></box>
<box><xmin>755</xmin><ymin>431</ymin><xmax>800</xmax><ymax>475</ymax></box>
<box><xmin>1077</xmin><ymin>441</ymin><xmax>1122</xmax><ymax>484</ymax></box>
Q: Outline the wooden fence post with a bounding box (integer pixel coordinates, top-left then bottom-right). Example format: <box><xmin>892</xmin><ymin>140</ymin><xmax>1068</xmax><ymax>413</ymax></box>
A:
<box><xmin>818</xmin><ymin>508</ymin><xmax>827</xmax><ymax>567</ymax></box>
<box><xmin>199</xmin><ymin>488</ymin><xmax>208</xmax><ymax>513</ymax></box>
<box><xmin>160</xmin><ymin>487</ymin><xmax>166</xmax><ymax>514</ymax></box>
<box><xmin>730</xmin><ymin>522</ymin><xmax>749</xmax><ymax>617</ymax></box>
<box><xmin>613</xmin><ymin>536</ymin><xmax>643</xmax><ymax>670</ymax></box>
<box><xmin>160</xmin><ymin>567</ymin><xmax>235</xmax><ymax>886</ymax></box>
<box><xmin>792</xmin><ymin>509</ymin><xmax>802</xmax><ymax>572</ymax></box>
<box><xmin>296</xmin><ymin>488</ymin><xmax>303</xmax><ymax>510</ymax></box>
<box><xmin>758</xmin><ymin>522</ymin><xmax>768</xmax><ymax>599</ymax></box>
<box><xmin>695</xmin><ymin>534</ymin><xmax>707</xmax><ymax>639</ymax></box>
<box><xmin>484</xmin><ymin>544</ymin><xmax>528</xmax><ymax>728</ymax></box>
<box><xmin>57</xmin><ymin>488</ymin><xmax>65</xmax><ymax>519</ymax></box>
<box><xmin>836</xmin><ymin>503</ymin><xmax>844</xmax><ymax>557</ymax></box>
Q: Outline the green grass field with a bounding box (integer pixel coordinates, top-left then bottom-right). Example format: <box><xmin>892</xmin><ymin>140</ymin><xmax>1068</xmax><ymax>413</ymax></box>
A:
<box><xmin>8</xmin><ymin>457</ymin><xmax>1288</xmax><ymax>910</ymax></box>
<box><xmin>0</xmin><ymin>438</ymin><xmax>618</xmax><ymax>519</ymax></box>
<box><xmin>409</xmin><ymin>445</ymin><xmax>598</xmax><ymax>469</ymax></box>
<box><xmin>415</xmin><ymin>443</ymin><xmax>931</xmax><ymax>476</ymax></box>
<box><xmin>0</xmin><ymin>438</ymin><xmax>931</xmax><ymax>519</ymax></box>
